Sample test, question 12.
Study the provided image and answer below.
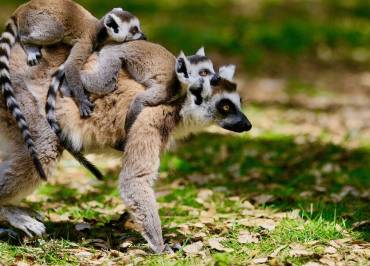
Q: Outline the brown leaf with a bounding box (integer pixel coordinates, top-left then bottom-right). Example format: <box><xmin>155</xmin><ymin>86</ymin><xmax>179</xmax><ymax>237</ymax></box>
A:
<box><xmin>324</xmin><ymin>246</ymin><xmax>337</xmax><ymax>254</ymax></box>
<box><xmin>252</xmin><ymin>257</ymin><xmax>268</xmax><ymax>264</ymax></box>
<box><xmin>289</xmin><ymin>244</ymin><xmax>313</xmax><ymax>257</ymax></box>
<box><xmin>208</xmin><ymin>238</ymin><xmax>233</xmax><ymax>252</ymax></box>
<box><xmin>183</xmin><ymin>241</ymin><xmax>204</xmax><ymax>255</ymax></box>
<box><xmin>237</xmin><ymin>230</ymin><xmax>259</xmax><ymax>244</ymax></box>
<box><xmin>253</xmin><ymin>194</ymin><xmax>275</xmax><ymax>205</ymax></box>
<box><xmin>239</xmin><ymin>218</ymin><xmax>277</xmax><ymax>231</ymax></box>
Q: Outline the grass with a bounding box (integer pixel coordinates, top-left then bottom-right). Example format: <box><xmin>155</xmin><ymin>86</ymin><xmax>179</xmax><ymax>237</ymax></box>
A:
<box><xmin>1</xmin><ymin>127</ymin><xmax>369</xmax><ymax>265</ymax></box>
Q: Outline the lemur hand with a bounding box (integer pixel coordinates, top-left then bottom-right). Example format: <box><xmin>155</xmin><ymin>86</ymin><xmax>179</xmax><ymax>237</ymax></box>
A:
<box><xmin>79</xmin><ymin>96</ymin><xmax>95</xmax><ymax>118</ymax></box>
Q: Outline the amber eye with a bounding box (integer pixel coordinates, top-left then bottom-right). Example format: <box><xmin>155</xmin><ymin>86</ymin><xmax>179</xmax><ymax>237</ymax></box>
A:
<box><xmin>199</xmin><ymin>69</ymin><xmax>210</xmax><ymax>77</ymax></box>
<box><xmin>223</xmin><ymin>105</ymin><xmax>230</xmax><ymax>112</ymax></box>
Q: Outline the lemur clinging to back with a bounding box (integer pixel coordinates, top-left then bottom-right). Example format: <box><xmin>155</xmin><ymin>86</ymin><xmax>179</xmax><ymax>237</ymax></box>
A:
<box><xmin>0</xmin><ymin>0</ymin><xmax>145</xmax><ymax>180</ymax></box>
<box><xmin>46</xmin><ymin>42</ymin><xmax>218</xmax><ymax>158</ymax></box>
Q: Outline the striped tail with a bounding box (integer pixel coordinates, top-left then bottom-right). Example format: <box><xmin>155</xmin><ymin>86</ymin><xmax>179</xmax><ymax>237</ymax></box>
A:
<box><xmin>46</xmin><ymin>66</ymin><xmax>104</xmax><ymax>180</ymax></box>
<box><xmin>0</xmin><ymin>18</ymin><xmax>47</xmax><ymax>181</ymax></box>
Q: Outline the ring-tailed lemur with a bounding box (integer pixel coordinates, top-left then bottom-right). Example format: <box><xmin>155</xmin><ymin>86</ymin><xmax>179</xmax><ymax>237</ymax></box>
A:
<box><xmin>0</xmin><ymin>0</ymin><xmax>145</xmax><ymax>179</ymax></box>
<box><xmin>46</xmin><ymin>42</ymin><xmax>217</xmax><ymax>157</ymax></box>
<box><xmin>0</xmin><ymin>40</ymin><xmax>252</xmax><ymax>253</ymax></box>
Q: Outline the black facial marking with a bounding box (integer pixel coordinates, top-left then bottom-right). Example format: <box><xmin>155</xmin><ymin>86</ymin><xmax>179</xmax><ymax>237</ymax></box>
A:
<box><xmin>130</xmin><ymin>26</ymin><xmax>139</xmax><ymax>35</ymax></box>
<box><xmin>188</xmin><ymin>55</ymin><xmax>210</xmax><ymax>64</ymax></box>
<box><xmin>177</xmin><ymin>58</ymin><xmax>189</xmax><ymax>79</ymax></box>
<box><xmin>106</xmin><ymin>15</ymin><xmax>119</xmax><ymax>34</ymax></box>
<box><xmin>210</xmin><ymin>74</ymin><xmax>221</xmax><ymax>86</ymax></box>
<box><xmin>217</xmin><ymin>99</ymin><xmax>237</xmax><ymax>116</ymax></box>
<box><xmin>190</xmin><ymin>86</ymin><xmax>203</xmax><ymax>105</ymax></box>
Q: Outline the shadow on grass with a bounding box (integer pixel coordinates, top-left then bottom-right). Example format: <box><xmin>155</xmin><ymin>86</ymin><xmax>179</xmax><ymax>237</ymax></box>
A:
<box><xmin>161</xmin><ymin>133</ymin><xmax>370</xmax><ymax>240</ymax></box>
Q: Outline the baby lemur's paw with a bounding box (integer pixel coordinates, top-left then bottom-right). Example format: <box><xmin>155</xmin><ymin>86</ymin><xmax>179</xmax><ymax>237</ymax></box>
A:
<box><xmin>79</xmin><ymin>97</ymin><xmax>95</xmax><ymax>118</ymax></box>
<box><xmin>27</xmin><ymin>51</ymin><xmax>42</xmax><ymax>66</ymax></box>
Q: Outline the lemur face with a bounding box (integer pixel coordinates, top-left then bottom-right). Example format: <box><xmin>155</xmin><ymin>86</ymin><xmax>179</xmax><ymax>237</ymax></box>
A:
<box><xmin>176</xmin><ymin>48</ymin><xmax>216</xmax><ymax>85</ymax></box>
<box><xmin>104</xmin><ymin>8</ymin><xmax>146</xmax><ymax>43</ymax></box>
<box><xmin>179</xmin><ymin>63</ymin><xmax>252</xmax><ymax>133</ymax></box>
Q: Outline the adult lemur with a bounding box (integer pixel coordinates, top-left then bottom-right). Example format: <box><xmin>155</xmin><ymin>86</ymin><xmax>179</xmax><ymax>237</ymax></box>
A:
<box><xmin>46</xmin><ymin>42</ymin><xmax>217</xmax><ymax>155</ymax></box>
<box><xmin>0</xmin><ymin>0</ymin><xmax>145</xmax><ymax>179</ymax></box>
<box><xmin>0</xmin><ymin>42</ymin><xmax>251</xmax><ymax>253</ymax></box>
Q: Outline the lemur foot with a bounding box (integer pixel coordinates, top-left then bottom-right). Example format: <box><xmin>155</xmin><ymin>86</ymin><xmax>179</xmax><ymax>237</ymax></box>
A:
<box><xmin>163</xmin><ymin>243</ymin><xmax>175</xmax><ymax>254</ymax></box>
<box><xmin>2</xmin><ymin>207</ymin><xmax>46</xmax><ymax>237</ymax></box>
<box><xmin>0</xmin><ymin>228</ymin><xmax>19</xmax><ymax>239</ymax></box>
<box><xmin>26</xmin><ymin>48</ymin><xmax>42</xmax><ymax>66</ymax></box>
<box><xmin>79</xmin><ymin>97</ymin><xmax>95</xmax><ymax>118</ymax></box>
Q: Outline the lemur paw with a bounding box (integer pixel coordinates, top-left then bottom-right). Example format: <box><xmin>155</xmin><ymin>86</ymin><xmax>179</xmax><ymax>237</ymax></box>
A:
<box><xmin>27</xmin><ymin>51</ymin><xmax>42</xmax><ymax>66</ymax></box>
<box><xmin>163</xmin><ymin>244</ymin><xmax>175</xmax><ymax>254</ymax></box>
<box><xmin>8</xmin><ymin>213</ymin><xmax>46</xmax><ymax>237</ymax></box>
<box><xmin>79</xmin><ymin>98</ymin><xmax>95</xmax><ymax>118</ymax></box>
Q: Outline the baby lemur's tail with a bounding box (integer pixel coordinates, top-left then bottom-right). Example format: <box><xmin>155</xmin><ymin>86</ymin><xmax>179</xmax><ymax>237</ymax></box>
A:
<box><xmin>46</xmin><ymin>65</ymin><xmax>104</xmax><ymax>180</ymax></box>
<box><xmin>0</xmin><ymin>18</ymin><xmax>47</xmax><ymax>181</ymax></box>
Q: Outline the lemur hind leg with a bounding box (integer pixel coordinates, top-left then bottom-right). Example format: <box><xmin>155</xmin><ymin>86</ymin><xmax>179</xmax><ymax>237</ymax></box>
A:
<box><xmin>0</xmin><ymin>155</ymin><xmax>45</xmax><ymax>237</ymax></box>
<box><xmin>17</xmin><ymin>11</ymin><xmax>64</xmax><ymax>66</ymax></box>
<box><xmin>0</xmin><ymin>81</ymin><xmax>60</xmax><ymax>237</ymax></box>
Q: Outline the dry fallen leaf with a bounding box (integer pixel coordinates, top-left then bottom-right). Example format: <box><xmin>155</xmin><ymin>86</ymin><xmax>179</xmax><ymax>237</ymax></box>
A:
<box><xmin>242</xmin><ymin>200</ymin><xmax>255</xmax><ymax>210</ymax></box>
<box><xmin>324</xmin><ymin>246</ymin><xmax>337</xmax><ymax>254</ymax></box>
<box><xmin>252</xmin><ymin>257</ymin><xmax>268</xmax><ymax>264</ymax></box>
<box><xmin>208</xmin><ymin>238</ymin><xmax>233</xmax><ymax>252</ymax></box>
<box><xmin>239</xmin><ymin>218</ymin><xmax>277</xmax><ymax>231</ymax></box>
<box><xmin>289</xmin><ymin>244</ymin><xmax>313</xmax><ymax>257</ymax></box>
<box><xmin>237</xmin><ymin>230</ymin><xmax>259</xmax><ymax>244</ymax></box>
<box><xmin>253</xmin><ymin>194</ymin><xmax>275</xmax><ymax>205</ymax></box>
<box><xmin>183</xmin><ymin>241</ymin><xmax>204</xmax><ymax>255</ymax></box>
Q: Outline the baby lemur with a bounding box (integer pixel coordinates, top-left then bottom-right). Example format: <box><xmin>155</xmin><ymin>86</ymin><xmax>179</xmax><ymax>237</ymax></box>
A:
<box><xmin>0</xmin><ymin>0</ymin><xmax>145</xmax><ymax>179</ymax></box>
<box><xmin>46</xmin><ymin>43</ymin><xmax>217</xmax><ymax>160</ymax></box>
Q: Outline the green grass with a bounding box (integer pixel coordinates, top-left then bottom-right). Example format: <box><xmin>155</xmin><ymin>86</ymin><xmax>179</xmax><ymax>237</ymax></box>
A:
<box><xmin>2</xmin><ymin>129</ymin><xmax>368</xmax><ymax>265</ymax></box>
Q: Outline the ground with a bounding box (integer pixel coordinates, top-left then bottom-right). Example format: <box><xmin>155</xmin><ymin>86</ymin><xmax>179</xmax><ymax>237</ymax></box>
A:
<box><xmin>0</xmin><ymin>71</ymin><xmax>369</xmax><ymax>265</ymax></box>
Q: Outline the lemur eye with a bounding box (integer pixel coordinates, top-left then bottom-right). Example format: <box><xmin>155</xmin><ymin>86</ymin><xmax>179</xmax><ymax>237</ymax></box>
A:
<box><xmin>199</xmin><ymin>69</ymin><xmax>210</xmax><ymax>77</ymax></box>
<box><xmin>130</xmin><ymin>26</ymin><xmax>139</xmax><ymax>34</ymax></box>
<box><xmin>217</xmin><ymin>99</ymin><xmax>236</xmax><ymax>116</ymax></box>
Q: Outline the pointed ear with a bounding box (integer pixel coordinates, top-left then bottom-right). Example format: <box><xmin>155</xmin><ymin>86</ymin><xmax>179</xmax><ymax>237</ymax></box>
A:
<box><xmin>104</xmin><ymin>14</ymin><xmax>120</xmax><ymax>34</ymax></box>
<box><xmin>219</xmin><ymin>65</ymin><xmax>236</xmax><ymax>81</ymax></box>
<box><xmin>176</xmin><ymin>51</ymin><xmax>191</xmax><ymax>80</ymax></box>
<box><xmin>196</xmin><ymin>47</ymin><xmax>205</xmax><ymax>56</ymax></box>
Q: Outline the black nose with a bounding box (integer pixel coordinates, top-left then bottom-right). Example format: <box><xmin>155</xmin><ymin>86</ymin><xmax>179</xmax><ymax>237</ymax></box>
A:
<box><xmin>233</xmin><ymin>118</ymin><xmax>252</xmax><ymax>132</ymax></box>
<box><xmin>139</xmin><ymin>33</ymin><xmax>147</xmax><ymax>40</ymax></box>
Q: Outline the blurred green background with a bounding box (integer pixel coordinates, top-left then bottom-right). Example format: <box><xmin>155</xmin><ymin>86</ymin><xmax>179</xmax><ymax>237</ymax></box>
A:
<box><xmin>1</xmin><ymin>0</ymin><xmax>369</xmax><ymax>74</ymax></box>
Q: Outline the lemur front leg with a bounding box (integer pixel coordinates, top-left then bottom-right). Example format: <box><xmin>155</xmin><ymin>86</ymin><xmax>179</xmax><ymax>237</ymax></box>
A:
<box><xmin>119</xmin><ymin>117</ymin><xmax>172</xmax><ymax>253</ymax></box>
<box><xmin>64</xmin><ymin>41</ymin><xmax>95</xmax><ymax>118</ymax></box>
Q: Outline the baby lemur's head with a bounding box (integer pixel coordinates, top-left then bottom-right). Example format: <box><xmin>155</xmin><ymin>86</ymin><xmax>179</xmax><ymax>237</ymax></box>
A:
<box><xmin>175</xmin><ymin>49</ymin><xmax>252</xmax><ymax>133</ymax></box>
<box><xmin>103</xmin><ymin>8</ymin><xmax>146</xmax><ymax>43</ymax></box>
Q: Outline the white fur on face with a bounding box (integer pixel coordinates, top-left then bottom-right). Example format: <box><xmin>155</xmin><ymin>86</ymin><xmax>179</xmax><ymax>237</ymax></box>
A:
<box><xmin>127</xmin><ymin>17</ymin><xmax>144</xmax><ymax>41</ymax></box>
<box><xmin>106</xmin><ymin>13</ymin><xmax>130</xmax><ymax>42</ymax></box>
